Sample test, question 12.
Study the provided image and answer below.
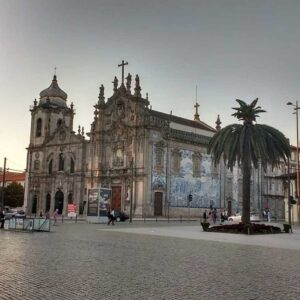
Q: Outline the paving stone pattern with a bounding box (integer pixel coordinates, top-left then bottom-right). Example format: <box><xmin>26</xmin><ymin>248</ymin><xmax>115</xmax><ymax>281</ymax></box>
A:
<box><xmin>0</xmin><ymin>222</ymin><xmax>299</xmax><ymax>300</ymax></box>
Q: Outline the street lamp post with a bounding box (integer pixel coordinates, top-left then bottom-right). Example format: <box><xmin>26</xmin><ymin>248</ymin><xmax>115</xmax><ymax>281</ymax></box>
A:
<box><xmin>1</xmin><ymin>157</ymin><xmax>7</xmax><ymax>209</ymax></box>
<box><xmin>287</xmin><ymin>155</ymin><xmax>292</xmax><ymax>228</ymax></box>
<box><xmin>287</xmin><ymin>101</ymin><xmax>300</xmax><ymax>192</ymax></box>
<box><xmin>287</xmin><ymin>101</ymin><xmax>300</xmax><ymax>223</ymax></box>
<box><xmin>129</xmin><ymin>157</ymin><xmax>134</xmax><ymax>223</ymax></box>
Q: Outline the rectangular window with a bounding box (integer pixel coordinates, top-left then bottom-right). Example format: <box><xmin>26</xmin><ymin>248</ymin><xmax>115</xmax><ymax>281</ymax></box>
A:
<box><xmin>34</xmin><ymin>160</ymin><xmax>40</xmax><ymax>170</ymax></box>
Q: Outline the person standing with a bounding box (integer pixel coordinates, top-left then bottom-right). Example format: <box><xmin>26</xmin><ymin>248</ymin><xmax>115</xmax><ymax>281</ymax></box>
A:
<box><xmin>267</xmin><ymin>210</ymin><xmax>271</xmax><ymax>222</ymax></box>
<box><xmin>203</xmin><ymin>210</ymin><xmax>207</xmax><ymax>223</ymax></box>
<box><xmin>221</xmin><ymin>210</ymin><xmax>225</xmax><ymax>222</ymax></box>
<box><xmin>208</xmin><ymin>209</ymin><xmax>212</xmax><ymax>222</ymax></box>
<box><xmin>0</xmin><ymin>208</ymin><xmax>5</xmax><ymax>229</ymax></box>
<box><xmin>212</xmin><ymin>208</ymin><xmax>217</xmax><ymax>224</ymax></box>
<box><xmin>107</xmin><ymin>208</ymin><xmax>111</xmax><ymax>225</ymax></box>
<box><xmin>224</xmin><ymin>209</ymin><xmax>228</xmax><ymax>221</ymax></box>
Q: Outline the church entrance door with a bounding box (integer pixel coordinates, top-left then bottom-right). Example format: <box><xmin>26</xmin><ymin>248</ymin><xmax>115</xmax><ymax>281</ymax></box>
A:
<box><xmin>111</xmin><ymin>186</ymin><xmax>121</xmax><ymax>209</ymax></box>
<box><xmin>154</xmin><ymin>192</ymin><xmax>163</xmax><ymax>216</ymax></box>
<box><xmin>32</xmin><ymin>195</ymin><xmax>37</xmax><ymax>214</ymax></box>
<box><xmin>55</xmin><ymin>190</ymin><xmax>64</xmax><ymax>214</ymax></box>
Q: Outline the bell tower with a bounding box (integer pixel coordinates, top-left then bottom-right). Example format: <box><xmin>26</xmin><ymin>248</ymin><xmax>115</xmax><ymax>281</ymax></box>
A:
<box><xmin>29</xmin><ymin>75</ymin><xmax>74</xmax><ymax>147</ymax></box>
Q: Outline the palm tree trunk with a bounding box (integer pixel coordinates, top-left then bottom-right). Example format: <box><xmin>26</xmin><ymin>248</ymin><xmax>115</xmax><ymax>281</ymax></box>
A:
<box><xmin>242</xmin><ymin>158</ymin><xmax>251</xmax><ymax>224</ymax></box>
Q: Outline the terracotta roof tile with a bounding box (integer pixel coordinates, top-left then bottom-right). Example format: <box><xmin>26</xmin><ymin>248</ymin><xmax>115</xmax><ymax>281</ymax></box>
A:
<box><xmin>0</xmin><ymin>172</ymin><xmax>25</xmax><ymax>182</ymax></box>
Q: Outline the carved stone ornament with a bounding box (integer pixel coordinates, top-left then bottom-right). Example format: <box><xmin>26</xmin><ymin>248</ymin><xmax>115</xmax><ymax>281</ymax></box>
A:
<box><xmin>154</xmin><ymin>142</ymin><xmax>165</xmax><ymax>174</ymax></box>
<box><xmin>59</xmin><ymin>130</ymin><xmax>66</xmax><ymax>141</ymax></box>
<box><xmin>116</xmin><ymin>101</ymin><xmax>125</xmax><ymax>118</ymax></box>
<box><xmin>112</xmin><ymin>142</ymin><xmax>124</xmax><ymax>167</ymax></box>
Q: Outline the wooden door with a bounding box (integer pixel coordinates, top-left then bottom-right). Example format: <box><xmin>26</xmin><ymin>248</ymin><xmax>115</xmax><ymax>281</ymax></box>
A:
<box><xmin>55</xmin><ymin>190</ymin><xmax>64</xmax><ymax>214</ymax></box>
<box><xmin>154</xmin><ymin>192</ymin><xmax>163</xmax><ymax>216</ymax></box>
<box><xmin>111</xmin><ymin>186</ymin><xmax>121</xmax><ymax>209</ymax></box>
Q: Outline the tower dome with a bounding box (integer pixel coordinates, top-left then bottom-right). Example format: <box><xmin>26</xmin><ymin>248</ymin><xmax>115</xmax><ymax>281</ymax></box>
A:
<box><xmin>39</xmin><ymin>75</ymin><xmax>68</xmax><ymax>107</ymax></box>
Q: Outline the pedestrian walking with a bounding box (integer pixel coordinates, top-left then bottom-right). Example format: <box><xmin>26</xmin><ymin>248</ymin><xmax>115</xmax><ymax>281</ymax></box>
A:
<box><xmin>45</xmin><ymin>211</ymin><xmax>50</xmax><ymax>219</ymax></box>
<box><xmin>53</xmin><ymin>209</ymin><xmax>58</xmax><ymax>225</ymax></box>
<box><xmin>39</xmin><ymin>211</ymin><xmax>43</xmax><ymax>218</ymax></box>
<box><xmin>107</xmin><ymin>208</ymin><xmax>115</xmax><ymax>225</ymax></box>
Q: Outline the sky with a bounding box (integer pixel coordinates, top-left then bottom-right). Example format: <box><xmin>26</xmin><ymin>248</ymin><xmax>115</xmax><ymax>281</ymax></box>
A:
<box><xmin>1</xmin><ymin>0</ymin><xmax>300</xmax><ymax>172</ymax></box>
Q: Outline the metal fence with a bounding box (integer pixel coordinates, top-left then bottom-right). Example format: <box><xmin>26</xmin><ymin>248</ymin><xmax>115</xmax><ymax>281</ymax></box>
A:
<box><xmin>5</xmin><ymin>217</ymin><xmax>50</xmax><ymax>232</ymax></box>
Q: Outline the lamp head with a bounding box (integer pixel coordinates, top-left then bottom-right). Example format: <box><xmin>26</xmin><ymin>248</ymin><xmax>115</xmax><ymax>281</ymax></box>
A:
<box><xmin>287</xmin><ymin>102</ymin><xmax>293</xmax><ymax>106</ymax></box>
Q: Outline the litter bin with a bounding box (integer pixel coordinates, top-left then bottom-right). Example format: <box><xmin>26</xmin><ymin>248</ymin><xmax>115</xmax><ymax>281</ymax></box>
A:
<box><xmin>283</xmin><ymin>223</ymin><xmax>291</xmax><ymax>233</ymax></box>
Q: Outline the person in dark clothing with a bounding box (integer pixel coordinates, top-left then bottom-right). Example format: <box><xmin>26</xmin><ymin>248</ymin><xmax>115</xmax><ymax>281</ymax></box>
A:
<box><xmin>0</xmin><ymin>209</ymin><xmax>5</xmax><ymax>229</ymax></box>
<box><xmin>107</xmin><ymin>208</ymin><xmax>115</xmax><ymax>225</ymax></box>
<box><xmin>212</xmin><ymin>208</ymin><xmax>217</xmax><ymax>224</ymax></box>
<box><xmin>203</xmin><ymin>210</ymin><xmax>207</xmax><ymax>223</ymax></box>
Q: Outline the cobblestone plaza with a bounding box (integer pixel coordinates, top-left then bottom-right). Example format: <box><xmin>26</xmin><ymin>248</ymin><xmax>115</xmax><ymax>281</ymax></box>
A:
<box><xmin>1</xmin><ymin>222</ymin><xmax>300</xmax><ymax>300</ymax></box>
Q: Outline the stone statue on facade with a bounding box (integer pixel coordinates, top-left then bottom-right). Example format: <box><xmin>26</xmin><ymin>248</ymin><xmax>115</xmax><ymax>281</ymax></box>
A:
<box><xmin>113</xmin><ymin>76</ymin><xmax>118</xmax><ymax>93</ymax></box>
<box><xmin>126</xmin><ymin>73</ymin><xmax>132</xmax><ymax>94</ymax></box>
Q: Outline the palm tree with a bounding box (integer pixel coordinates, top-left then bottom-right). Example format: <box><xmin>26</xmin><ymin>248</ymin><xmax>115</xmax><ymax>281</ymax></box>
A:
<box><xmin>208</xmin><ymin>99</ymin><xmax>290</xmax><ymax>224</ymax></box>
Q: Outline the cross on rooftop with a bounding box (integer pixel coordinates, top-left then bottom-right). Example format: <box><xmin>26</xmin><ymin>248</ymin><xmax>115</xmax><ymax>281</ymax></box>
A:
<box><xmin>118</xmin><ymin>60</ymin><xmax>128</xmax><ymax>84</ymax></box>
<box><xmin>194</xmin><ymin>102</ymin><xmax>200</xmax><ymax>115</ymax></box>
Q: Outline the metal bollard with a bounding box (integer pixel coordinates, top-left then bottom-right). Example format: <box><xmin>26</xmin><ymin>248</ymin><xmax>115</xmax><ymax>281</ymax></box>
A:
<box><xmin>75</xmin><ymin>214</ymin><xmax>77</xmax><ymax>223</ymax></box>
<box><xmin>62</xmin><ymin>214</ymin><xmax>64</xmax><ymax>223</ymax></box>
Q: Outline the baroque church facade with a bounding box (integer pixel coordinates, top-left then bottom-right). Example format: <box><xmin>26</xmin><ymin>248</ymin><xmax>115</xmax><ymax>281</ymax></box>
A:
<box><xmin>23</xmin><ymin>64</ymin><xmax>224</xmax><ymax>218</ymax></box>
<box><xmin>24</xmin><ymin>63</ymin><xmax>293</xmax><ymax>220</ymax></box>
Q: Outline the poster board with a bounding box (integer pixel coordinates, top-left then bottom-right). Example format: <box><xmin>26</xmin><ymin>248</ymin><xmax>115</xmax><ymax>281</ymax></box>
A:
<box><xmin>87</xmin><ymin>188</ymin><xmax>99</xmax><ymax>216</ymax></box>
<box><xmin>98</xmin><ymin>188</ymin><xmax>112</xmax><ymax>217</ymax></box>
<box><xmin>87</xmin><ymin>187</ymin><xmax>112</xmax><ymax>217</ymax></box>
<box><xmin>67</xmin><ymin>204</ymin><xmax>77</xmax><ymax>218</ymax></box>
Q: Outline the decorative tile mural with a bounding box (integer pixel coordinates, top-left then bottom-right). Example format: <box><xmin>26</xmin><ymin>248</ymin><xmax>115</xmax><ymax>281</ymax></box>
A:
<box><xmin>152</xmin><ymin>146</ymin><xmax>221</xmax><ymax>208</ymax></box>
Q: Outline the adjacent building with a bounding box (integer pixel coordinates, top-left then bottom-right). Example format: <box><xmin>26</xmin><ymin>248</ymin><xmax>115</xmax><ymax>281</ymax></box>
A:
<box><xmin>0</xmin><ymin>171</ymin><xmax>26</xmax><ymax>188</ymax></box>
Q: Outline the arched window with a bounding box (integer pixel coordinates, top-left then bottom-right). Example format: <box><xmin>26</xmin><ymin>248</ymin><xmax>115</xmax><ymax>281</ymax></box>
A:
<box><xmin>192</xmin><ymin>153</ymin><xmax>202</xmax><ymax>178</ymax></box>
<box><xmin>70</xmin><ymin>157</ymin><xmax>75</xmax><ymax>173</ymax></box>
<box><xmin>48</xmin><ymin>159</ymin><xmax>53</xmax><ymax>174</ymax></box>
<box><xmin>172</xmin><ymin>149</ymin><xmax>181</xmax><ymax>176</ymax></box>
<box><xmin>58</xmin><ymin>153</ymin><xmax>64</xmax><ymax>171</ymax></box>
<box><xmin>57</xmin><ymin>119</ymin><xmax>62</xmax><ymax>127</ymax></box>
<box><xmin>68</xmin><ymin>193</ymin><xmax>73</xmax><ymax>204</ymax></box>
<box><xmin>36</xmin><ymin>118</ymin><xmax>42</xmax><ymax>137</ymax></box>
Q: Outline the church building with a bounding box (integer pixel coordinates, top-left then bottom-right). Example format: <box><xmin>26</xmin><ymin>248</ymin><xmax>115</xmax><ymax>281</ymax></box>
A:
<box><xmin>24</xmin><ymin>63</ymin><xmax>223</xmax><ymax>218</ymax></box>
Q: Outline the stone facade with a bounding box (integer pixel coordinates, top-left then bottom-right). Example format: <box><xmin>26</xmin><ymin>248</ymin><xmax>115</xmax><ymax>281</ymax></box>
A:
<box><xmin>24</xmin><ymin>69</ymin><xmax>220</xmax><ymax>217</ymax></box>
<box><xmin>24</xmin><ymin>66</ymin><xmax>297</xmax><ymax>221</ymax></box>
